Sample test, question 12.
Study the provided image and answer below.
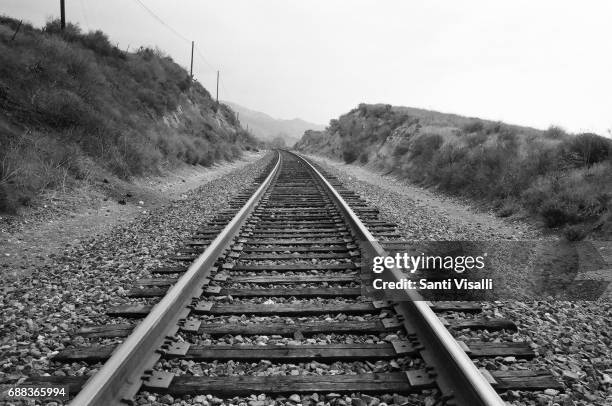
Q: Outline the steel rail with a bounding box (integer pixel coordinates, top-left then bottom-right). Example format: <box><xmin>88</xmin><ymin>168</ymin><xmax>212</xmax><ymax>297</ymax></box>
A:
<box><xmin>293</xmin><ymin>151</ymin><xmax>505</xmax><ymax>406</ymax></box>
<box><xmin>72</xmin><ymin>151</ymin><xmax>281</xmax><ymax>406</ymax></box>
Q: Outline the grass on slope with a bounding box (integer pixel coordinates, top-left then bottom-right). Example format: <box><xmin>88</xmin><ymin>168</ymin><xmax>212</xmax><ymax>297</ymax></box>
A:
<box><xmin>0</xmin><ymin>16</ymin><xmax>257</xmax><ymax>213</ymax></box>
<box><xmin>295</xmin><ymin>104</ymin><xmax>612</xmax><ymax>239</ymax></box>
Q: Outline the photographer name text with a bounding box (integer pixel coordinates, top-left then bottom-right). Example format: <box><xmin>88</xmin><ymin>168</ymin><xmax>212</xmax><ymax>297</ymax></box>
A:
<box><xmin>373</xmin><ymin>278</ymin><xmax>493</xmax><ymax>290</ymax></box>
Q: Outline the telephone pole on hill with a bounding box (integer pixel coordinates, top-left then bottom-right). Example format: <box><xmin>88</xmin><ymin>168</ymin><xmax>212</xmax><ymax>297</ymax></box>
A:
<box><xmin>190</xmin><ymin>41</ymin><xmax>194</xmax><ymax>79</ymax></box>
<box><xmin>216</xmin><ymin>71</ymin><xmax>219</xmax><ymax>105</ymax></box>
<box><xmin>60</xmin><ymin>0</ymin><xmax>66</xmax><ymax>30</ymax></box>
<box><xmin>11</xmin><ymin>20</ymin><xmax>22</xmax><ymax>40</ymax></box>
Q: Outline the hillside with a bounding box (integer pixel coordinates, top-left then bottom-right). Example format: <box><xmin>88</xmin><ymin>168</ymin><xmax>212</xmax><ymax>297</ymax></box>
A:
<box><xmin>295</xmin><ymin>103</ymin><xmax>612</xmax><ymax>238</ymax></box>
<box><xmin>0</xmin><ymin>16</ymin><xmax>258</xmax><ymax>214</ymax></box>
<box><xmin>224</xmin><ymin>101</ymin><xmax>324</xmax><ymax>146</ymax></box>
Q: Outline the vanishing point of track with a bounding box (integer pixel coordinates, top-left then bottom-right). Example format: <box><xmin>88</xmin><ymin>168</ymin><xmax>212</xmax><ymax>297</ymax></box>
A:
<box><xmin>26</xmin><ymin>151</ymin><xmax>560</xmax><ymax>405</ymax></box>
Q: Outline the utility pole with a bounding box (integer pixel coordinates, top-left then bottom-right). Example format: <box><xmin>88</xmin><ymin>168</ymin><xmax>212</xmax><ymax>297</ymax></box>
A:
<box><xmin>216</xmin><ymin>71</ymin><xmax>219</xmax><ymax>104</ymax></box>
<box><xmin>190</xmin><ymin>41</ymin><xmax>194</xmax><ymax>79</ymax></box>
<box><xmin>60</xmin><ymin>0</ymin><xmax>66</xmax><ymax>30</ymax></box>
<box><xmin>11</xmin><ymin>20</ymin><xmax>22</xmax><ymax>41</ymax></box>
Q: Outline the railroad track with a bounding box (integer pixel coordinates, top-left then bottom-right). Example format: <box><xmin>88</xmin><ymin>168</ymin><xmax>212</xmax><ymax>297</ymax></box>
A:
<box><xmin>25</xmin><ymin>151</ymin><xmax>561</xmax><ymax>405</ymax></box>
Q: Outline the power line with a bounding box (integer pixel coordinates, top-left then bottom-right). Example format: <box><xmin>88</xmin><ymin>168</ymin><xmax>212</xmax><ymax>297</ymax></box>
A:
<box><xmin>126</xmin><ymin>1</ymin><xmax>231</xmax><ymax>102</ymax></box>
<box><xmin>194</xmin><ymin>45</ymin><xmax>216</xmax><ymax>72</ymax></box>
<box><xmin>131</xmin><ymin>0</ymin><xmax>191</xmax><ymax>43</ymax></box>
<box><xmin>130</xmin><ymin>2</ymin><xmax>220</xmax><ymax>75</ymax></box>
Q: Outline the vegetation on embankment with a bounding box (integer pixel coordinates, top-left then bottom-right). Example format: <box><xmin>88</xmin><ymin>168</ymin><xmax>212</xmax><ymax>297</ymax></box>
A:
<box><xmin>295</xmin><ymin>104</ymin><xmax>612</xmax><ymax>239</ymax></box>
<box><xmin>0</xmin><ymin>16</ymin><xmax>258</xmax><ymax>213</ymax></box>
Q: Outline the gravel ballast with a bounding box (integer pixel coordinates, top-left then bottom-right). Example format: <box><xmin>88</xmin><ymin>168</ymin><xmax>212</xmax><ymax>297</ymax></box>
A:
<box><xmin>0</xmin><ymin>153</ymin><xmax>274</xmax><ymax>387</ymax></box>
<box><xmin>1</xmin><ymin>151</ymin><xmax>610</xmax><ymax>406</ymax></box>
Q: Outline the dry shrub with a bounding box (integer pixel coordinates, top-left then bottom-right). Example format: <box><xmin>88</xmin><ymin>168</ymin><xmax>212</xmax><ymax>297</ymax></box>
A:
<box><xmin>461</xmin><ymin>120</ymin><xmax>484</xmax><ymax>134</ymax></box>
<box><xmin>563</xmin><ymin>225</ymin><xmax>588</xmax><ymax>241</ymax></box>
<box><xmin>523</xmin><ymin>162</ymin><xmax>611</xmax><ymax>228</ymax></box>
<box><xmin>295</xmin><ymin>102</ymin><xmax>612</xmax><ymax>237</ymax></box>
<box><xmin>544</xmin><ymin>125</ymin><xmax>568</xmax><ymax>139</ymax></box>
<box><xmin>559</xmin><ymin>133</ymin><xmax>612</xmax><ymax>167</ymax></box>
<box><xmin>0</xmin><ymin>15</ymin><xmax>255</xmax><ymax>212</ymax></box>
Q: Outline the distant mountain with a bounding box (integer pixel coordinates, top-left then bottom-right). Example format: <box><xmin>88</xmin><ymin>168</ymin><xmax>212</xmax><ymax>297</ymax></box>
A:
<box><xmin>224</xmin><ymin>101</ymin><xmax>325</xmax><ymax>146</ymax></box>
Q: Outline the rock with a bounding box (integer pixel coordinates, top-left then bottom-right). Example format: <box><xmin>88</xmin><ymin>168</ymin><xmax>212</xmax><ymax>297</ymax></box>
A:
<box><xmin>562</xmin><ymin>370</ymin><xmax>581</xmax><ymax>381</ymax></box>
<box><xmin>351</xmin><ymin>398</ymin><xmax>366</xmax><ymax>406</ymax></box>
<box><xmin>544</xmin><ymin>388</ymin><xmax>560</xmax><ymax>396</ymax></box>
<box><xmin>360</xmin><ymin>394</ymin><xmax>379</xmax><ymax>406</ymax></box>
<box><xmin>194</xmin><ymin>395</ymin><xmax>210</xmax><ymax>405</ymax></box>
<box><xmin>159</xmin><ymin>394</ymin><xmax>174</xmax><ymax>404</ymax></box>
<box><xmin>289</xmin><ymin>394</ymin><xmax>301</xmax><ymax>403</ymax></box>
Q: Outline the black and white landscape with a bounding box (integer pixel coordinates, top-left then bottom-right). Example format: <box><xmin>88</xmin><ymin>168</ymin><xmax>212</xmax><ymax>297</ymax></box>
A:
<box><xmin>0</xmin><ymin>2</ymin><xmax>611</xmax><ymax>406</ymax></box>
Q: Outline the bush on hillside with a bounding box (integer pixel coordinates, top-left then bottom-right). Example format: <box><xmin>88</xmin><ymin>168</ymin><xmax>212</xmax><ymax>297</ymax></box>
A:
<box><xmin>544</xmin><ymin>125</ymin><xmax>568</xmax><ymax>139</ymax></box>
<box><xmin>540</xmin><ymin>202</ymin><xmax>579</xmax><ymax>228</ymax></box>
<box><xmin>461</xmin><ymin>120</ymin><xmax>484</xmax><ymax>134</ymax></box>
<box><xmin>0</xmin><ymin>185</ymin><xmax>14</xmax><ymax>213</ymax></box>
<box><xmin>393</xmin><ymin>143</ymin><xmax>410</xmax><ymax>157</ymax></box>
<box><xmin>343</xmin><ymin>147</ymin><xmax>359</xmax><ymax>164</ymax></box>
<box><xmin>563</xmin><ymin>224</ymin><xmax>588</xmax><ymax>241</ymax></box>
<box><xmin>44</xmin><ymin>20</ymin><xmax>125</xmax><ymax>60</ymax></box>
<box><xmin>559</xmin><ymin>133</ymin><xmax>611</xmax><ymax>167</ymax></box>
<box><xmin>294</xmin><ymin>103</ymin><xmax>612</xmax><ymax>237</ymax></box>
<box><xmin>410</xmin><ymin>133</ymin><xmax>443</xmax><ymax>160</ymax></box>
<box><xmin>35</xmin><ymin>88</ymin><xmax>98</xmax><ymax>129</ymax></box>
<box><xmin>0</xmin><ymin>15</ymin><xmax>255</xmax><ymax>213</ymax></box>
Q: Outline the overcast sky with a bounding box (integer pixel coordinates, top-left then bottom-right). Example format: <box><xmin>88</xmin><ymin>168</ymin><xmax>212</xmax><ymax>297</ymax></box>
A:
<box><xmin>3</xmin><ymin>0</ymin><xmax>612</xmax><ymax>135</ymax></box>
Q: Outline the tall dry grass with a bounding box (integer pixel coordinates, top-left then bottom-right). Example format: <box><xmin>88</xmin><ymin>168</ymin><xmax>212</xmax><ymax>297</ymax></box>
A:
<box><xmin>0</xmin><ymin>16</ymin><xmax>257</xmax><ymax>213</ymax></box>
<box><xmin>295</xmin><ymin>104</ymin><xmax>612</xmax><ymax>238</ymax></box>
